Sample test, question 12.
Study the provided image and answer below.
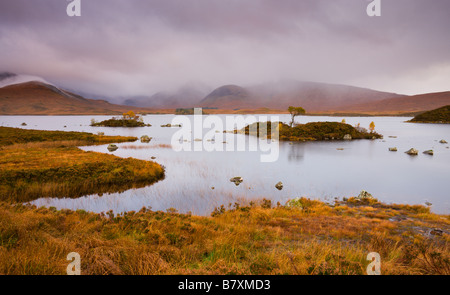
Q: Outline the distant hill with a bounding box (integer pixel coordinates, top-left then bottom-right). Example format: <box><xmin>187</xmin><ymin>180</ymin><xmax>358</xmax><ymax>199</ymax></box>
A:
<box><xmin>199</xmin><ymin>80</ymin><xmax>405</xmax><ymax>112</ymax></box>
<box><xmin>342</xmin><ymin>91</ymin><xmax>450</xmax><ymax>115</ymax></box>
<box><xmin>0</xmin><ymin>81</ymin><xmax>150</xmax><ymax>115</ymax></box>
<box><xmin>408</xmin><ymin>105</ymin><xmax>450</xmax><ymax>123</ymax></box>
<box><xmin>0</xmin><ymin>72</ymin><xmax>50</xmax><ymax>88</ymax></box>
<box><xmin>200</xmin><ymin>85</ymin><xmax>252</xmax><ymax>109</ymax></box>
<box><xmin>2</xmin><ymin>72</ymin><xmax>449</xmax><ymax>115</ymax></box>
<box><xmin>125</xmin><ymin>83</ymin><xmax>211</xmax><ymax>108</ymax></box>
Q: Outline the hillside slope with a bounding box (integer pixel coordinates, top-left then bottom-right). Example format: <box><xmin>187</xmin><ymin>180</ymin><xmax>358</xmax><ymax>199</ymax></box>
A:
<box><xmin>342</xmin><ymin>91</ymin><xmax>450</xmax><ymax>115</ymax></box>
<box><xmin>408</xmin><ymin>105</ymin><xmax>450</xmax><ymax>123</ymax></box>
<box><xmin>200</xmin><ymin>81</ymin><xmax>405</xmax><ymax>112</ymax></box>
<box><xmin>0</xmin><ymin>81</ymin><xmax>150</xmax><ymax>115</ymax></box>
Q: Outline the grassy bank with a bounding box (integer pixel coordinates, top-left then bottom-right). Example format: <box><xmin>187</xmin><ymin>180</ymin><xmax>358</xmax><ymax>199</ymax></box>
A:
<box><xmin>0</xmin><ymin>197</ymin><xmax>448</xmax><ymax>275</ymax></box>
<box><xmin>0</xmin><ymin>127</ymin><xmax>165</xmax><ymax>202</ymax></box>
<box><xmin>0</xmin><ymin>126</ymin><xmax>137</xmax><ymax>146</ymax></box>
<box><xmin>408</xmin><ymin>105</ymin><xmax>450</xmax><ymax>124</ymax></box>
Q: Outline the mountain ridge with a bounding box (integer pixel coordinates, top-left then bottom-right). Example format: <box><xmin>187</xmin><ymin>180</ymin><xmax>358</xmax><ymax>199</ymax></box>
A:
<box><xmin>0</xmin><ymin>81</ymin><xmax>152</xmax><ymax>115</ymax></box>
<box><xmin>200</xmin><ymin>80</ymin><xmax>406</xmax><ymax>112</ymax></box>
<box><xmin>1</xmin><ymin>73</ymin><xmax>449</xmax><ymax>115</ymax></box>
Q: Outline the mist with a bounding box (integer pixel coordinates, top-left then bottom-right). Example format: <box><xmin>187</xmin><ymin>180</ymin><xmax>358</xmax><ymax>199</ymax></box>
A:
<box><xmin>1</xmin><ymin>0</ymin><xmax>449</xmax><ymax>100</ymax></box>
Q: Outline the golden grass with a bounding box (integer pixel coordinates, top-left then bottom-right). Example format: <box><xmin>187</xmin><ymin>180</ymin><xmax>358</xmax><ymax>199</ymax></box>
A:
<box><xmin>0</xmin><ymin>198</ymin><xmax>448</xmax><ymax>275</ymax></box>
<box><xmin>0</xmin><ymin>128</ymin><xmax>165</xmax><ymax>202</ymax></box>
<box><xmin>0</xmin><ymin>127</ymin><xmax>448</xmax><ymax>275</ymax></box>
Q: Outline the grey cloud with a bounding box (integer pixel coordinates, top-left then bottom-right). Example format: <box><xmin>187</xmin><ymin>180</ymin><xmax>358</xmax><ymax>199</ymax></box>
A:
<box><xmin>0</xmin><ymin>0</ymin><xmax>449</xmax><ymax>98</ymax></box>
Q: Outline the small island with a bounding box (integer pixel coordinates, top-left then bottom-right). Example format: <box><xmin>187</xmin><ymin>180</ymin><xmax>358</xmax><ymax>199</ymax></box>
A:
<box><xmin>91</xmin><ymin>111</ymin><xmax>151</xmax><ymax>127</ymax></box>
<box><xmin>238</xmin><ymin>107</ymin><xmax>382</xmax><ymax>141</ymax></box>
<box><xmin>408</xmin><ymin>105</ymin><xmax>450</xmax><ymax>124</ymax></box>
<box><xmin>240</xmin><ymin>121</ymin><xmax>382</xmax><ymax>141</ymax></box>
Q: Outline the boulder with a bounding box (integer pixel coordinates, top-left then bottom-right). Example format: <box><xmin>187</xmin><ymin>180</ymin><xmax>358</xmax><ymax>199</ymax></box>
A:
<box><xmin>439</xmin><ymin>139</ymin><xmax>448</xmax><ymax>144</ymax></box>
<box><xmin>21</xmin><ymin>122</ymin><xmax>27</xmax><ymax>126</ymax></box>
<box><xmin>107</xmin><ymin>144</ymin><xmax>118</xmax><ymax>152</ymax></box>
<box><xmin>140</xmin><ymin>135</ymin><xmax>152</xmax><ymax>143</ymax></box>
<box><xmin>357</xmin><ymin>190</ymin><xmax>375</xmax><ymax>200</ymax></box>
<box><xmin>230</xmin><ymin>177</ymin><xmax>243</xmax><ymax>186</ymax></box>
<box><xmin>151</xmin><ymin>156</ymin><xmax>156</xmax><ymax>159</ymax></box>
<box><xmin>275</xmin><ymin>182</ymin><xmax>283</xmax><ymax>190</ymax></box>
<box><xmin>343</xmin><ymin>134</ymin><xmax>352</xmax><ymax>140</ymax></box>
<box><xmin>389</xmin><ymin>147</ymin><xmax>397</xmax><ymax>152</ymax></box>
<box><xmin>355</xmin><ymin>127</ymin><xmax>368</xmax><ymax>133</ymax></box>
<box><xmin>430</xmin><ymin>229</ymin><xmax>443</xmax><ymax>236</ymax></box>
<box><xmin>405</xmin><ymin>148</ymin><xmax>418</xmax><ymax>155</ymax></box>
<box><xmin>423</xmin><ymin>150</ymin><xmax>434</xmax><ymax>155</ymax></box>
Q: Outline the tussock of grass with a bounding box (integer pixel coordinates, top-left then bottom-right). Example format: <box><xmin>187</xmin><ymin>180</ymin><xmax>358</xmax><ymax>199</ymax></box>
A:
<box><xmin>0</xmin><ymin>198</ymin><xmax>447</xmax><ymax>275</ymax></box>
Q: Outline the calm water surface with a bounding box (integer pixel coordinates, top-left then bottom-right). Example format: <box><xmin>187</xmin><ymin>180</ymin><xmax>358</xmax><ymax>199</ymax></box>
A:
<box><xmin>1</xmin><ymin>115</ymin><xmax>449</xmax><ymax>215</ymax></box>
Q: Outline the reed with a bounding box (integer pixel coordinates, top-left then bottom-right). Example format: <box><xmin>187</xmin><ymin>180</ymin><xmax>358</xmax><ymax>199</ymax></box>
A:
<box><xmin>0</xmin><ymin>198</ymin><xmax>447</xmax><ymax>275</ymax></box>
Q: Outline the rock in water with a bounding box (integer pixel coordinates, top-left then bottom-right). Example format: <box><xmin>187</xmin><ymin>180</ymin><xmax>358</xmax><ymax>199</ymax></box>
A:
<box><xmin>343</xmin><ymin>134</ymin><xmax>352</xmax><ymax>140</ymax></box>
<box><xmin>405</xmin><ymin>148</ymin><xmax>418</xmax><ymax>155</ymax></box>
<box><xmin>439</xmin><ymin>139</ymin><xmax>448</xmax><ymax>144</ymax></box>
<box><xmin>230</xmin><ymin>177</ymin><xmax>243</xmax><ymax>186</ymax></box>
<box><xmin>107</xmin><ymin>144</ymin><xmax>118</xmax><ymax>152</ymax></box>
<box><xmin>423</xmin><ymin>150</ymin><xmax>434</xmax><ymax>155</ymax></box>
<box><xmin>389</xmin><ymin>147</ymin><xmax>398</xmax><ymax>152</ymax></box>
<box><xmin>140</xmin><ymin>135</ymin><xmax>152</xmax><ymax>143</ymax></box>
<box><xmin>275</xmin><ymin>182</ymin><xmax>283</xmax><ymax>190</ymax></box>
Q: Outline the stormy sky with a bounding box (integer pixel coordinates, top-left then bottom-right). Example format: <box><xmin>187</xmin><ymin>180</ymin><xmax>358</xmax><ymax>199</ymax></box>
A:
<box><xmin>1</xmin><ymin>0</ymin><xmax>449</xmax><ymax>98</ymax></box>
